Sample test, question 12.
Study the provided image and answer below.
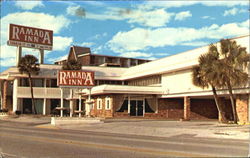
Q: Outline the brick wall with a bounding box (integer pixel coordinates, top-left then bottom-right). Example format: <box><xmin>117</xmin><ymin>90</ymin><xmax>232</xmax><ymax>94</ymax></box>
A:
<box><xmin>78</xmin><ymin>55</ymin><xmax>91</xmax><ymax>66</ymax></box>
<box><xmin>236</xmin><ymin>94</ymin><xmax>249</xmax><ymax>124</ymax></box>
<box><xmin>190</xmin><ymin>99</ymin><xmax>218</xmax><ymax>120</ymax></box>
<box><xmin>90</xmin><ymin>95</ymin><xmax>114</xmax><ymax>118</ymax></box>
<box><xmin>145</xmin><ymin>98</ymin><xmax>183</xmax><ymax>119</ymax></box>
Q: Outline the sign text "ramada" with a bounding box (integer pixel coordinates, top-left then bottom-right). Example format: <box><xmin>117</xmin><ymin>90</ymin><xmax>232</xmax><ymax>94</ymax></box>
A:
<box><xmin>58</xmin><ymin>70</ymin><xmax>95</xmax><ymax>87</ymax></box>
<box><xmin>9</xmin><ymin>24</ymin><xmax>53</xmax><ymax>46</ymax></box>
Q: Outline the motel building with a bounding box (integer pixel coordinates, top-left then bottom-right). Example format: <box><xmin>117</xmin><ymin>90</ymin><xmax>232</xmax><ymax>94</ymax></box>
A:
<box><xmin>0</xmin><ymin>35</ymin><xmax>249</xmax><ymax>124</ymax></box>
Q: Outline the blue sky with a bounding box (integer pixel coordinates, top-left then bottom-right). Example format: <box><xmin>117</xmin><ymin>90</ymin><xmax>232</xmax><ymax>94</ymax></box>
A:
<box><xmin>0</xmin><ymin>0</ymin><xmax>249</xmax><ymax>72</ymax></box>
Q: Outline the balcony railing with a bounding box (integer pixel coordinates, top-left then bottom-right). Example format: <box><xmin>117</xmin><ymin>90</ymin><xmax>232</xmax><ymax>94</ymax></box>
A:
<box><xmin>16</xmin><ymin>87</ymin><xmax>81</xmax><ymax>99</ymax></box>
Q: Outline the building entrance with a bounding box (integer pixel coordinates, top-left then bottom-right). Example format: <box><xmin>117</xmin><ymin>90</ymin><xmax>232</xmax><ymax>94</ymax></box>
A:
<box><xmin>130</xmin><ymin>100</ymin><xmax>143</xmax><ymax>116</ymax></box>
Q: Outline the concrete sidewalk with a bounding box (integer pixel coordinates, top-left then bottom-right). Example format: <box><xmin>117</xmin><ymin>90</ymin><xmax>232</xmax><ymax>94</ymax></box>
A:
<box><xmin>59</xmin><ymin>119</ymin><xmax>250</xmax><ymax>140</ymax></box>
<box><xmin>1</xmin><ymin>115</ymin><xmax>249</xmax><ymax>140</ymax></box>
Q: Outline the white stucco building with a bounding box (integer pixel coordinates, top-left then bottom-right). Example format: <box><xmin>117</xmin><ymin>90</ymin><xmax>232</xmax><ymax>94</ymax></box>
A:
<box><xmin>0</xmin><ymin>35</ymin><xmax>249</xmax><ymax>123</ymax></box>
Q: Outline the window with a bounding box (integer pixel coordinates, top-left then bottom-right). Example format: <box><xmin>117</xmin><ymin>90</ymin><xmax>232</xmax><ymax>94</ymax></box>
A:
<box><xmin>97</xmin><ymin>98</ymin><xmax>102</xmax><ymax>110</ymax></box>
<box><xmin>105</xmin><ymin>97</ymin><xmax>111</xmax><ymax>110</ymax></box>
<box><xmin>32</xmin><ymin>79</ymin><xmax>44</xmax><ymax>87</ymax></box>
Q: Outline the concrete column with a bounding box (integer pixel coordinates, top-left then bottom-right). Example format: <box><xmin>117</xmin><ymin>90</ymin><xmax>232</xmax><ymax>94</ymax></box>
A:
<box><xmin>184</xmin><ymin>96</ymin><xmax>190</xmax><ymax>120</ymax></box>
<box><xmin>128</xmin><ymin>95</ymin><xmax>130</xmax><ymax>114</ymax></box>
<box><xmin>70</xmin><ymin>100</ymin><xmax>74</xmax><ymax>117</ymax></box>
<box><xmin>248</xmin><ymin>94</ymin><xmax>250</xmax><ymax>123</ymax></box>
<box><xmin>39</xmin><ymin>49</ymin><xmax>44</xmax><ymax>64</ymax></box>
<box><xmin>16</xmin><ymin>46</ymin><xmax>22</xmax><ymax>66</ymax></box>
<box><xmin>85</xmin><ymin>88</ymin><xmax>93</xmax><ymax>117</ymax></box>
<box><xmin>43</xmin><ymin>98</ymin><xmax>47</xmax><ymax>115</ymax></box>
<box><xmin>155</xmin><ymin>96</ymin><xmax>158</xmax><ymax>113</ymax></box>
<box><xmin>143</xmin><ymin>98</ymin><xmax>145</xmax><ymax>117</ymax></box>
<box><xmin>69</xmin><ymin>89</ymin><xmax>73</xmax><ymax>117</ymax></box>
<box><xmin>2</xmin><ymin>80</ymin><xmax>8</xmax><ymax>110</ymax></box>
<box><xmin>60</xmin><ymin>88</ymin><xmax>64</xmax><ymax>117</ymax></box>
<box><xmin>13</xmin><ymin>79</ymin><xmax>19</xmax><ymax>112</ymax></box>
<box><xmin>79</xmin><ymin>95</ymin><xmax>82</xmax><ymax>117</ymax></box>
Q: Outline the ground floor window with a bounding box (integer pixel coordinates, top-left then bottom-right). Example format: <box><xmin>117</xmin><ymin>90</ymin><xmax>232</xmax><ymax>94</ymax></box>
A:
<box><xmin>105</xmin><ymin>97</ymin><xmax>111</xmax><ymax>110</ymax></box>
<box><xmin>22</xmin><ymin>98</ymin><xmax>43</xmax><ymax>114</ymax></box>
<box><xmin>97</xmin><ymin>98</ymin><xmax>102</xmax><ymax>110</ymax></box>
<box><xmin>116</xmin><ymin>98</ymin><xmax>154</xmax><ymax>116</ymax></box>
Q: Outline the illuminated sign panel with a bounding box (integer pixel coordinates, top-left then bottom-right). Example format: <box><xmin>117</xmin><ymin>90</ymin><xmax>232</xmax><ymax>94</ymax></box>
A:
<box><xmin>8</xmin><ymin>24</ymin><xmax>53</xmax><ymax>50</ymax></box>
<box><xmin>58</xmin><ymin>70</ymin><xmax>95</xmax><ymax>87</ymax></box>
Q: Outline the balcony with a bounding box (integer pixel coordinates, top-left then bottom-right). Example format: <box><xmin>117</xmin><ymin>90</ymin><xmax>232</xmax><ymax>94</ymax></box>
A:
<box><xmin>16</xmin><ymin>87</ymin><xmax>81</xmax><ymax>99</ymax></box>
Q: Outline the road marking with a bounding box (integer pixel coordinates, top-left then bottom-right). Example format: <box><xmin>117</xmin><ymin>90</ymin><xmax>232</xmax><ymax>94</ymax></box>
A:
<box><xmin>1</xmin><ymin>152</ymin><xmax>19</xmax><ymax>157</ymax></box>
<box><xmin>1</xmin><ymin>126</ymin><xmax>248</xmax><ymax>151</ymax></box>
<box><xmin>1</xmin><ymin>132</ymin><xmax>215</xmax><ymax>157</ymax></box>
<box><xmin>35</xmin><ymin>124</ymin><xmax>59</xmax><ymax>129</ymax></box>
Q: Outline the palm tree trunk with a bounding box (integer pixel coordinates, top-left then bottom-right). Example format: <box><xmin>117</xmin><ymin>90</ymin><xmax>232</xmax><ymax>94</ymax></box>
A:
<box><xmin>28</xmin><ymin>73</ymin><xmax>37</xmax><ymax>114</ymax></box>
<box><xmin>212</xmin><ymin>86</ymin><xmax>226</xmax><ymax>123</ymax></box>
<box><xmin>226</xmin><ymin>81</ymin><xmax>237</xmax><ymax>124</ymax></box>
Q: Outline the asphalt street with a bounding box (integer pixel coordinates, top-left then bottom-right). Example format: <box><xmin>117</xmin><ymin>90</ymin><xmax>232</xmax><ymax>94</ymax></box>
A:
<box><xmin>0</xmin><ymin>120</ymin><xmax>249</xmax><ymax>158</ymax></box>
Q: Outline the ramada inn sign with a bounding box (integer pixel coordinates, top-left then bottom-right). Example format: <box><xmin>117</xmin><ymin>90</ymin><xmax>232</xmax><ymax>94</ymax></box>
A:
<box><xmin>8</xmin><ymin>24</ymin><xmax>53</xmax><ymax>50</ymax></box>
<box><xmin>58</xmin><ymin>70</ymin><xmax>95</xmax><ymax>87</ymax></box>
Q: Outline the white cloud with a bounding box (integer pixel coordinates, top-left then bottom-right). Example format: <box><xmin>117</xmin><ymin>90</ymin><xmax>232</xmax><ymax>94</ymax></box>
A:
<box><xmin>108</xmin><ymin>20</ymin><xmax>249</xmax><ymax>53</ymax></box>
<box><xmin>147</xmin><ymin>57</ymin><xmax>157</xmax><ymax>60</ymax></box>
<box><xmin>120</xmin><ymin>52</ymin><xmax>153</xmax><ymax>58</ymax></box>
<box><xmin>0</xmin><ymin>45</ymin><xmax>17</xmax><ymax>59</ymax></box>
<box><xmin>175</xmin><ymin>11</ymin><xmax>192</xmax><ymax>21</ymax></box>
<box><xmin>53</xmin><ymin>36</ymin><xmax>73</xmax><ymax>51</ymax></box>
<box><xmin>201</xmin><ymin>1</ymin><xmax>249</xmax><ymax>7</ymax></box>
<box><xmin>223</xmin><ymin>8</ymin><xmax>247</xmax><ymax>16</ymax></box>
<box><xmin>155</xmin><ymin>53</ymin><xmax>170</xmax><ymax>57</ymax></box>
<box><xmin>67</xmin><ymin>5</ymin><xmax>85</xmax><ymax>17</ymax></box>
<box><xmin>90</xmin><ymin>33</ymin><xmax>108</xmax><ymax>40</ymax></box>
<box><xmin>15</xmin><ymin>1</ymin><xmax>44</xmax><ymax>10</ymax></box>
<box><xmin>80</xmin><ymin>42</ymin><xmax>95</xmax><ymax>47</ymax></box>
<box><xmin>125</xmin><ymin>8</ymin><xmax>174</xmax><ymax>27</ymax></box>
<box><xmin>67</xmin><ymin>6</ymin><xmax>80</xmax><ymax>16</ymax></box>
<box><xmin>181</xmin><ymin>41</ymin><xmax>209</xmax><ymax>46</ymax></box>
<box><xmin>202</xmin><ymin>16</ymin><xmax>215</xmax><ymax>20</ymax></box>
<box><xmin>0</xmin><ymin>45</ymin><xmax>41</xmax><ymax>67</ymax></box>
<box><xmin>81</xmin><ymin>7</ymin><xmax>174</xmax><ymax>27</ymax></box>
<box><xmin>92</xmin><ymin>45</ymin><xmax>103</xmax><ymax>54</ymax></box>
<box><xmin>0</xmin><ymin>57</ymin><xmax>16</xmax><ymax>67</ymax></box>
<box><xmin>47</xmin><ymin>55</ymin><xmax>68</xmax><ymax>63</ymax></box>
<box><xmin>144</xmin><ymin>1</ymin><xmax>248</xmax><ymax>9</ymax></box>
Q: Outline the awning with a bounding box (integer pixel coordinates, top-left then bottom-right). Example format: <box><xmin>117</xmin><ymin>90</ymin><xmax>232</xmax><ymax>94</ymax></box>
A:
<box><xmin>79</xmin><ymin>85</ymin><xmax>163</xmax><ymax>96</ymax></box>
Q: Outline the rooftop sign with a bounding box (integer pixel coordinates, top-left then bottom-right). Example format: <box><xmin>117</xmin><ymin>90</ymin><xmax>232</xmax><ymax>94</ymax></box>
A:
<box><xmin>57</xmin><ymin>70</ymin><xmax>95</xmax><ymax>87</ymax></box>
<box><xmin>7</xmin><ymin>24</ymin><xmax>53</xmax><ymax>50</ymax></box>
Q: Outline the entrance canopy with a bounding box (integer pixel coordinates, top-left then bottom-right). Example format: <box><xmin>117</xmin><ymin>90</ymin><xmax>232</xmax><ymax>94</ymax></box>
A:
<box><xmin>79</xmin><ymin>85</ymin><xmax>163</xmax><ymax>96</ymax></box>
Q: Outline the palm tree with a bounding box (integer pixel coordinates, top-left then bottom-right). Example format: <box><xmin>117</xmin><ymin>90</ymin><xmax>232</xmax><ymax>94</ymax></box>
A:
<box><xmin>192</xmin><ymin>45</ymin><xmax>227</xmax><ymax>123</ymax></box>
<box><xmin>216</xmin><ymin>39</ymin><xmax>249</xmax><ymax>123</ymax></box>
<box><xmin>18</xmin><ymin>55</ymin><xmax>40</xmax><ymax>114</ymax></box>
<box><xmin>62</xmin><ymin>59</ymin><xmax>82</xmax><ymax>70</ymax></box>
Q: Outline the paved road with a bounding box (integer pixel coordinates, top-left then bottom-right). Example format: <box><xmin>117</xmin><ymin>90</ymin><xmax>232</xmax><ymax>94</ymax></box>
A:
<box><xmin>0</xmin><ymin>120</ymin><xmax>249</xmax><ymax>158</ymax></box>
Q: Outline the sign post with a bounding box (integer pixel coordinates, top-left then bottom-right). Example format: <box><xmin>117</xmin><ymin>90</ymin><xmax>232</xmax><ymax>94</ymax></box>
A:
<box><xmin>57</xmin><ymin>70</ymin><xmax>95</xmax><ymax>117</ymax></box>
